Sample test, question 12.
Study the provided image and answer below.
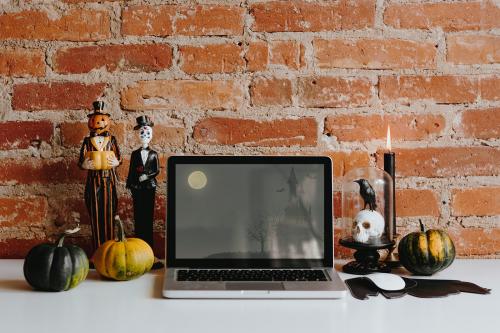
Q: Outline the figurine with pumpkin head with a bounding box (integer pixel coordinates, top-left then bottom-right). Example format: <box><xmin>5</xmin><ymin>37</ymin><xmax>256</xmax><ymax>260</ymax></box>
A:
<box><xmin>78</xmin><ymin>101</ymin><xmax>121</xmax><ymax>253</ymax></box>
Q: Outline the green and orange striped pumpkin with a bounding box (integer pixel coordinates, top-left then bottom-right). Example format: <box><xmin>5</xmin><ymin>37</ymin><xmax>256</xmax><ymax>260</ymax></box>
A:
<box><xmin>92</xmin><ymin>216</ymin><xmax>154</xmax><ymax>281</ymax></box>
<box><xmin>23</xmin><ymin>228</ymin><xmax>89</xmax><ymax>291</ymax></box>
<box><xmin>398</xmin><ymin>221</ymin><xmax>456</xmax><ymax>276</ymax></box>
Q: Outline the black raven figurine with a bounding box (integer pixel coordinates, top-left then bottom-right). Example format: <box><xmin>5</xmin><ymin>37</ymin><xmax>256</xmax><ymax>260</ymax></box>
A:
<box><xmin>354</xmin><ymin>179</ymin><xmax>377</xmax><ymax>211</ymax></box>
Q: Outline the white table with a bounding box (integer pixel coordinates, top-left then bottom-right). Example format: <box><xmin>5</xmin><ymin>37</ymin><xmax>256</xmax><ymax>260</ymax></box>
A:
<box><xmin>0</xmin><ymin>259</ymin><xmax>497</xmax><ymax>333</ymax></box>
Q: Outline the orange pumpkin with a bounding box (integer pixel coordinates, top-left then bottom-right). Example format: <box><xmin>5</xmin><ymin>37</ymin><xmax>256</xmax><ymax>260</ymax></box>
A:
<box><xmin>93</xmin><ymin>216</ymin><xmax>154</xmax><ymax>281</ymax></box>
<box><xmin>88</xmin><ymin>113</ymin><xmax>111</xmax><ymax>135</ymax></box>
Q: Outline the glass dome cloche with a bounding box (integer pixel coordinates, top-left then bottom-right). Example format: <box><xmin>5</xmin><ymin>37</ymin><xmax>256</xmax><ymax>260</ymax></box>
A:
<box><xmin>339</xmin><ymin>167</ymin><xmax>395</xmax><ymax>274</ymax></box>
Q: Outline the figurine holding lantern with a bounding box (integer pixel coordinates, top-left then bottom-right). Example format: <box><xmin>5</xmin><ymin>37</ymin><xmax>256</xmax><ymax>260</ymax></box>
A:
<box><xmin>78</xmin><ymin>101</ymin><xmax>121</xmax><ymax>253</ymax></box>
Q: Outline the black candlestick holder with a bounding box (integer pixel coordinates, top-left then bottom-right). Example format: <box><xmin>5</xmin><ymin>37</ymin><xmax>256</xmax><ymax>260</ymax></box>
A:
<box><xmin>383</xmin><ymin>233</ymin><xmax>401</xmax><ymax>268</ymax></box>
<box><xmin>339</xmin><ymin>237</ymin><xmax>395</xmax><ymax>274</ymax></box>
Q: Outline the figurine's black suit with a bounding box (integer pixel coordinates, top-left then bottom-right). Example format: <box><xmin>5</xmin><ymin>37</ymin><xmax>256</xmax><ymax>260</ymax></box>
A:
<box><xmin>126</xmin><ymin>147</ymin><xmax>159</xmax><ymax>248</ymax></box>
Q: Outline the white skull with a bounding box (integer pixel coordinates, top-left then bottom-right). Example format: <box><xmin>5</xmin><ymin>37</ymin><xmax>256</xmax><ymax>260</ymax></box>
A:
<box><xmin>138</xmin><ymin>125</ymin><xmax>153</xmax><ymax>146</ymax></box>
<box><xmin>352</xmin><ymin>209</ymin><xmax>385</xmax><ymax>243</ymax></box>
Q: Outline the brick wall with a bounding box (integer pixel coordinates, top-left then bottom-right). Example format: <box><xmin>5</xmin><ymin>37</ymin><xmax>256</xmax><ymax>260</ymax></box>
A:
<box><xmin>0</xmin><ymin>0</ymin><xmax>499</xmax><ymax>259</ymax></box>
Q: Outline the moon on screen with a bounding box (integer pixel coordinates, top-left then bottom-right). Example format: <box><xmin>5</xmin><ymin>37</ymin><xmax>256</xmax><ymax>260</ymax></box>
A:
<box><xmin>188</xmin><ymin>171</ymin><xmax>207</xmax><ymax>190</ymax></box>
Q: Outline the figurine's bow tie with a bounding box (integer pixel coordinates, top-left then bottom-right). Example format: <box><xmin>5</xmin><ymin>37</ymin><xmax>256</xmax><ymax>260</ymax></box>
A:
<box><xmin>90</xmin><ymin>131</ymin><xmax>110</xmax><ymax>137</ymax></box>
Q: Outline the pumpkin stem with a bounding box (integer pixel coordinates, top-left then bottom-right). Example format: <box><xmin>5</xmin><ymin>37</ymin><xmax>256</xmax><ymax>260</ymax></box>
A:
<box><xmin>56</xmin><ymin>226</ymin><xmax>81</xmax><ymax>247</ymax></box>
<box><xmin>56</xmin><ymin>234</ymin><xmax>66</xmax><ymax>247</ymax></box>
<box><xmin>419</xmin><ymin>219</ymin><xmax>425</xmax><ymax>232</ymax></box>
<box><xmin>115</xmin><ymin>215</ymin><xmax>126</xmax><ymax>242</ymax></box>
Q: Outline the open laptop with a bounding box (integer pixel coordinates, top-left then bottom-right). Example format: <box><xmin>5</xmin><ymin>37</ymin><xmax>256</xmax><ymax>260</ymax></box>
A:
<box><xmin>163</xmin><ymin>156</ymin><xmax>347</xmax><ymax>298</ymax></box>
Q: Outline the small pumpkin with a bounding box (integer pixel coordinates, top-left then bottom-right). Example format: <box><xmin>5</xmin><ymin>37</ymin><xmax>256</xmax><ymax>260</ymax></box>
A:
<box><xmin>93</xmin><ymin>215</ymin><xmax>154</xmax><ymax>281</ymax></box>
<box><xmin>398</xmin><ymin>221</ymin><xmax>456</xmax><ymax>275</ymax></box>
<box><xmin>23</xmin><ymin>228</ymin><xmax>89</xmax><ymax>291</ymax></box>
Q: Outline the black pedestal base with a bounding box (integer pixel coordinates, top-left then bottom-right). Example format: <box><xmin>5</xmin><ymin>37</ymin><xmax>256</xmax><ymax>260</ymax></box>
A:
<box><xmin>383</xmin><ymin>239</ymin><xmax>401</xmax><ymax>269</ymax></box>
<box><xmin>339</xmin><ymin>237</ymin><xmax>395</xmax><ymax>275</ymax></box>
<box><xmin>342</xmin><ymin>249</ymin><xmax>391</xmax><ymax>274</ymax></box>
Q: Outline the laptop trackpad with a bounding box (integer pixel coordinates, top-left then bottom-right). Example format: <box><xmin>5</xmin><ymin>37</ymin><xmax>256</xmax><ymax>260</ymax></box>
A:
<box><xmin>225</xmin><ymin>282</ymin><xmax>284</xmax><ymax>290</ymax></box>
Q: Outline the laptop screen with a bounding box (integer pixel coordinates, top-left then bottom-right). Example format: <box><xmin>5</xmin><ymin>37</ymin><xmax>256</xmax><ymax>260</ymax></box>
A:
<box><xmin>173</xmin><ymin>162</ymin><xmax>326</xmax><ymax>260</ymax></box>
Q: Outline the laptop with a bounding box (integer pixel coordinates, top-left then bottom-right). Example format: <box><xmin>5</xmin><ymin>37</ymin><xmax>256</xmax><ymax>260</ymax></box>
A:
<box><xmin>163</xmin><ymin>156</ymin><xmax>347</xmax><ymax>298</ymax></box>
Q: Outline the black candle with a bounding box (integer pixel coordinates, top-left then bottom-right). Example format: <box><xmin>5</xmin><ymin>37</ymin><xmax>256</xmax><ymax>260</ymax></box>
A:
<box><xmin>383</xmin><ymin>126</ymin><xmax>396</xmax><ymax>237</ymax></box>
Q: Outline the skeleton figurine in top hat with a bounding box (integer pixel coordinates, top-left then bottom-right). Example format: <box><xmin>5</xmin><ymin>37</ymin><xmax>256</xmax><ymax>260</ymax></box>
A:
<box><xmin>79</xmin><ymin>101</ymin><xmax>121</xmax><ymax>253</ymax></box>
<box><xmin>126</xmin><ymin>115</ymin><xmax>163</xmax><ymax>268</ymax></box>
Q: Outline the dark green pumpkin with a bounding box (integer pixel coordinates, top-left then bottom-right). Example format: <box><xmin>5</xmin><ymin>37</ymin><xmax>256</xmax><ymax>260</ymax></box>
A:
<box><xmin>398</xmin><ymin>221</ymin><xmax>455</xmax><ymax>276</ymax></box>
<box><xmin>23</xmin><ymin>233</ymin><xmax>89</xmax><ymax>291</ymax></box>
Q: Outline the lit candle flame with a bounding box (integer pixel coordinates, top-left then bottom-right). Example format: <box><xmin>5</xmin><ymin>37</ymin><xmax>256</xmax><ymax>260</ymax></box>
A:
<box><xmin>386</xmin><ymin>125</ymin><xmax>391</xmax><ymax>151</ymax></box>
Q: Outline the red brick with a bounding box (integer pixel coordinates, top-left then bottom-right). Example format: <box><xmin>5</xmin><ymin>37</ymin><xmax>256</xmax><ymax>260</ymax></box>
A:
<box><xmin>376</xmin><ymin>147</ymin><xmax>500</xmax><ymax>178</ymax></box>
<box><xmin>0</xmin><ymin>238</ymin><xmax>48</xmax><ymax>259</ymax></box>
<box><xmin>12</xmin><ymin>82</ymin><xmax>106</xmax><ymax>111</ymax></box>
<box><xmin>251</xmin><ymin>0</ymin><xmax>375</xmax><ymax>32</ymax></box>
<box><xmin>379</xmin><ymin>75</ymin><xmax>479</xmax><ymax>104</ymax></box>
<box><xmin>281</xmin><ymin>151</ymin><xmax>370</xmax><ymax>178</ymax></box>
<box><xmin>179</xmin><ymin>44</ymin><xmax>244</xmax><ymax>74</ymax></box>
<box><xmin>384</xmin><ymin>1</ymin><xmax>500</xmax><ymax>32</ymax></box>
<box><xmin>298</xmin><ymin>77</ymin><xmax>372</xmax><ymax>108</ymax></box>
<box><xmin>324</xmin><ymin>151</ymin><xmax>371</xmax><ymax>177</ymax></box>
<box><xmin>175</xmin><ymin>5</ymin><xmax>244</xmax><ymax>36</ymax></box>
<box><xmin>246</xmin><ymin>41</ymin><xmax>268</xmax><ymax>72</ymax></box>
<box><xmin>154</xmin><ymin>126</ymin><xmax>185</xmax><ymax>149</ymax></box>
<box><xmin>0</xmin><ymin>9</ymin><xmax>110</xmax><ymax>41</ymax></box>
<box><xmin>452</xmin><ymin>187</ymin><xmax>500</xmax><ymax>217</ymax></box>
<box><xmin>0</xmin><ymin>158</ymin><xmax>86</xmax><ymax>185</ymax></box>
<box><xmin>324</xmin><ymin>114</ymin><xmax>445</xmax><ymax>142</ymax></box>
<box><xmin>121</xmin><ymin>80</ymin><xmax>243</xmax><ymax>111</ymax></box>
<box><xmin>60</xmin><ymin>122</ymin><xmax>125</xmax><ymax>148</ymax></box>
<box><xmin>270</xmin><ymin>41</ymin><xmax>305</xmax><ymax>70</ymax></box>
<box><xmin>456</xmin><ymin>108</ymin><xmax>500</xmax><ymax>139</ymax></box>
<box><xmin>396</xmin><ymin>189</ymin><xmax>440</xmax><ymax>217</ymax></box>
<box><xmin>0</xmin><ymin>196</ymin><xmax>48</xmax><ymax>227</ymax></box>
<box><xmin>193</xmin><ymin>117</ymin><xmax>317</xmax><ymax>147</ymax></box>
<box><xmin>53</xmin><ymin>44</ymin><xmax>173</xmax><ymax>74</ymax></box>
<box><xmin>314</xmin><ymin>39</ymin><xmax>436</xmax><ymax>69</ymax></box>
<box><xmin>0</xmin><ymin>121</ymin><xmax>53</xmax><ymax>149</ymax></box>
<box><xmin>122</xmin><ymin>5</ymin><xmax>175</xmax><ymax>37</ymax></box>
<box><xmin>56</xmin><ymin>121</ymin><xmax>86</xmax><ymax>148</ymax></box>
<box><xmin>0</xmin><ymin>48</ymin><xmax>45</xmax><ymax>77</ymax></box>
<box><xmin>127</xmin><ymin>125</ymin><xmax>185</xmax><ymax>149</ymax></box>
<box><xmin>250</xmin><ymin>77</ymin><xmax>292</xmax><ymax>107</ymax></box>
<box><xmin>480</xmin><ymin>76</ymin><xmax>500</xmax><ymax>101</ymax></box>
<box><xmin>447</xmin><ymin>35</ymin><xmax>500</xmax><ymax>65</ymax></box>
<box><xmin>448</xmin><ymin>228</ymin><xmax>500</xmax><ymax>256</ymax></box>
<box><xmin>122</xmin><ymin>5</ymin><xmax>244</xmax><ymax>37</ymax></box>
<box><xmin>380</xmin><ymin>75</ymin><xmax>500</xmax><ymax>104</ymax></box>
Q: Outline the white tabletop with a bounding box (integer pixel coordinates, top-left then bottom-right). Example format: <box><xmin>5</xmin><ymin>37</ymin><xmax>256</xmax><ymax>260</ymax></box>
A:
<box><xmin>0</xmin><ymin>259</ymin><xmax>497</xmax><ymax>333</ymax></box>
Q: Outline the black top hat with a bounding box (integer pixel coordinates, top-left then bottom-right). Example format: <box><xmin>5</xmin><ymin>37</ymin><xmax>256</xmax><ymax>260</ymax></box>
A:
<box><xmin>87</xmin><ymin>101</ymin><xmax>110</xmax><ymax>117</ymax></box>
<box><xmin>134</xmin><ymin>115</ymin><xmax>154</xmax><ymax>130</ymax></box>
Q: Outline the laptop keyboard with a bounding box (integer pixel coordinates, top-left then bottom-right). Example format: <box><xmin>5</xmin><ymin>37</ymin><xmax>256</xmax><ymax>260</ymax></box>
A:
<box><xmin>176</xmin><ymin>269</ymin><xmax>328</xmax><ymax>282</ymax></box>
